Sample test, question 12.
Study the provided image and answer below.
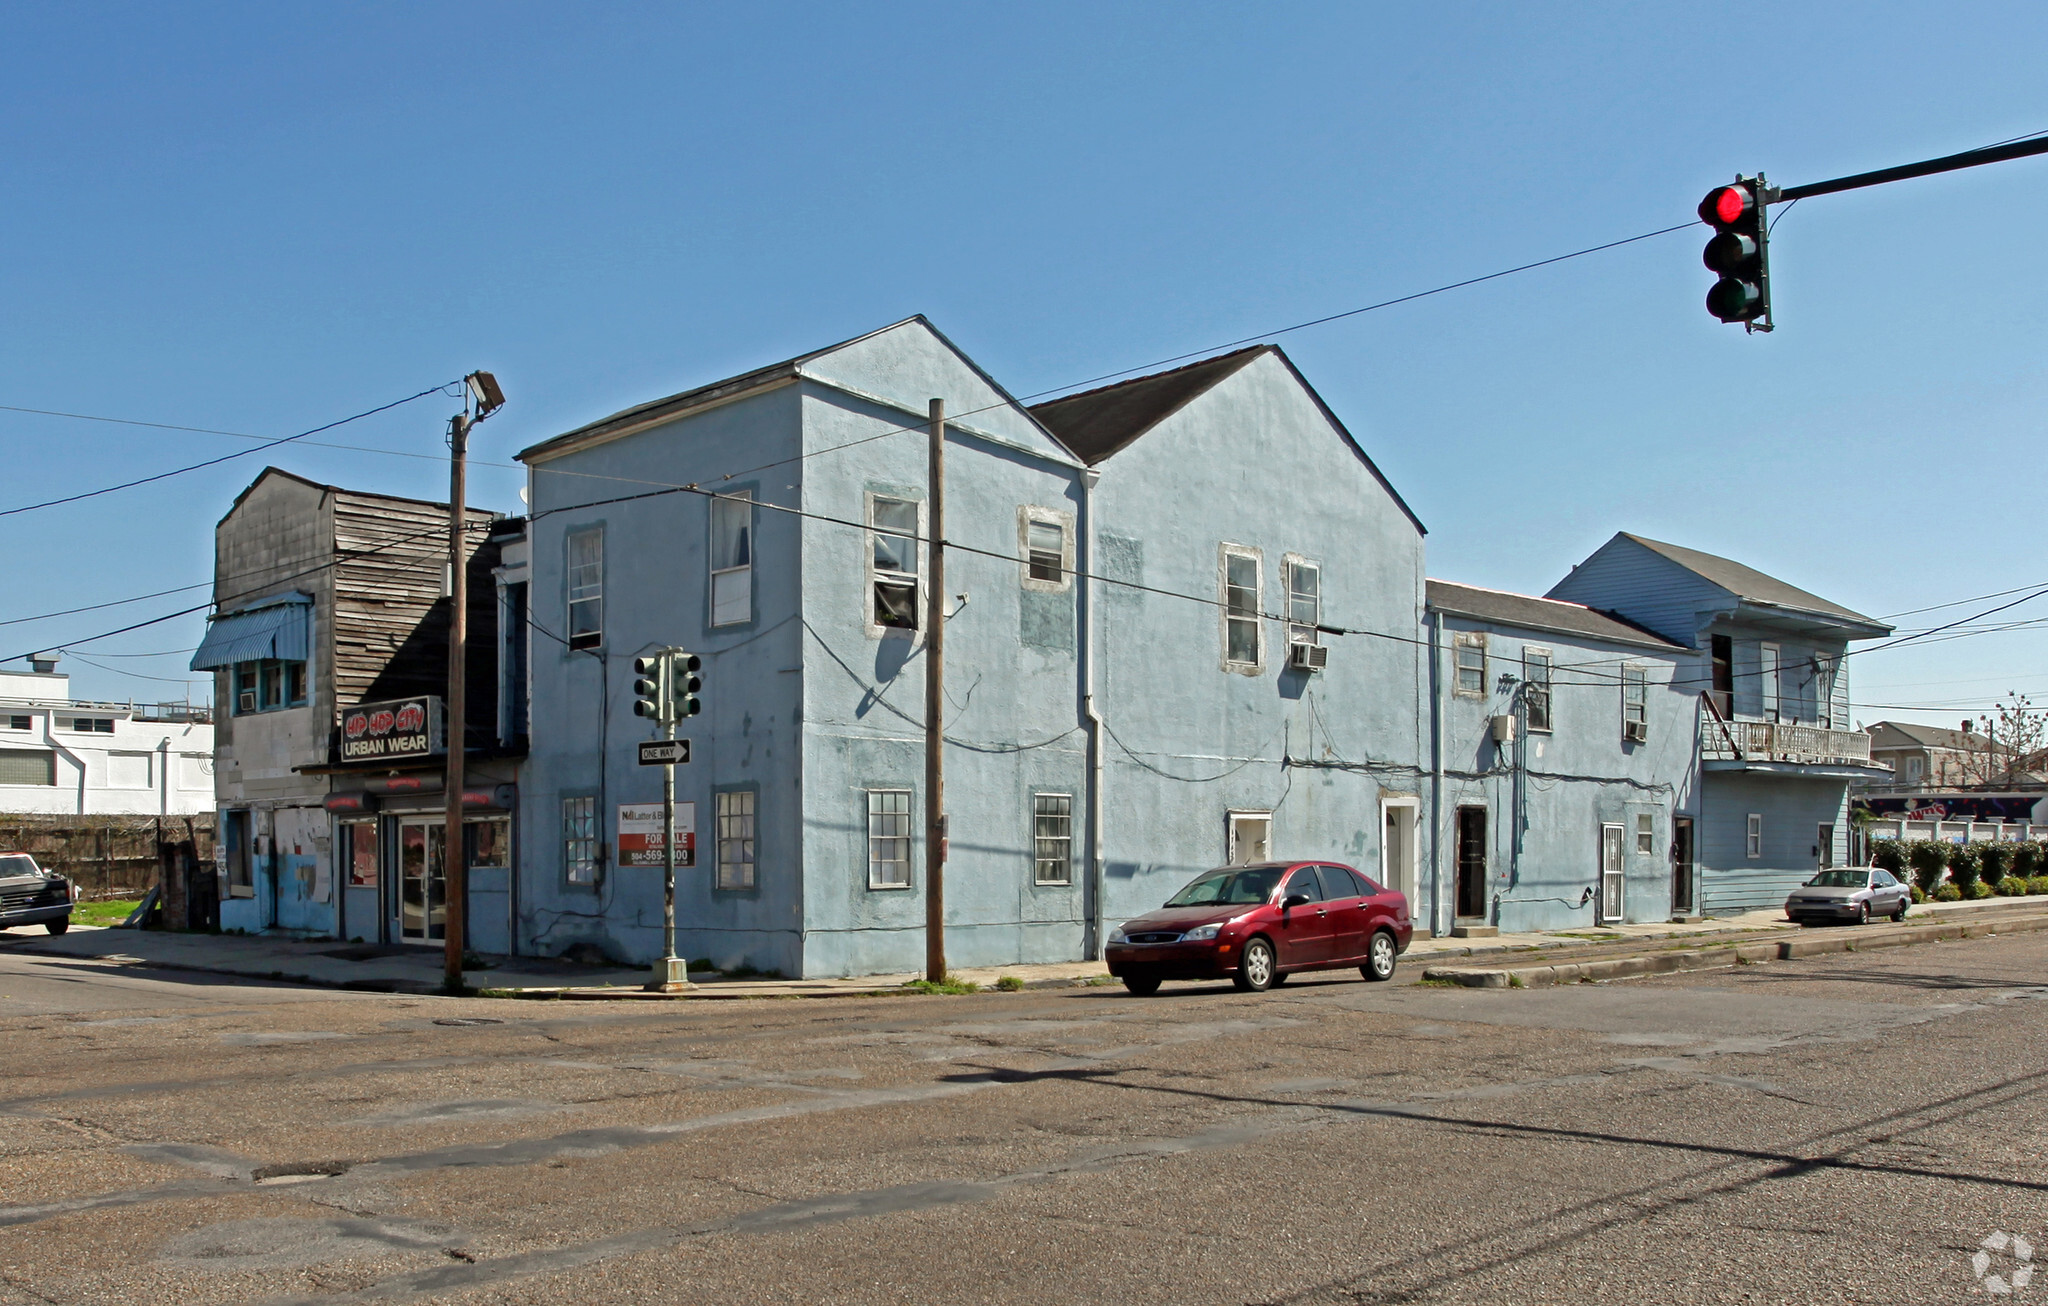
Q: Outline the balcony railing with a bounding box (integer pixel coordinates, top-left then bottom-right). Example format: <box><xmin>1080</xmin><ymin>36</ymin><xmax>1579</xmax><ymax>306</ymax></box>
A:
<box><xmin>1700</xmin><ymin>716</ymin><xmax>1873</xmax><ymax>766</ymax></box>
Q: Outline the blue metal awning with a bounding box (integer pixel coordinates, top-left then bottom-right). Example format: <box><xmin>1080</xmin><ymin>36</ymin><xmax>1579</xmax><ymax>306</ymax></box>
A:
<box><xmin>189</xmin><ymin>593</ymin><xmax>313</xmax><ymax>671</ymax></box>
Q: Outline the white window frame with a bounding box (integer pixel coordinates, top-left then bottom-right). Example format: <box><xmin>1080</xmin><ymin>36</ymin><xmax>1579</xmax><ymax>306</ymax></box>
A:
<box><xmin>1746</xmin><ymin>813</ymin><xmax>1763</xmax><ymax>860</ymax></box>
<box><xmin>865</xmin><ymin>494</ymin><xmax>924</xmax><ymax>638</ymax></box>
<box><xmin>1622</xmin><ymin>665</ymin><xmax>1648</xmax><ymax>740</ymax></box>
<box><xmin>866</xmin><ymin>788</ymin><xmax>913</xmax><ymax>889</ymax></box>
<box><xmin>562</xmin><ymin>794</ymin><xmax>598</xmax><ymax>885</ymax></box>
<box><xmin>1227</xmin><ymin>809</ymin><xmax>1272</xmax><ymax>865</ymax></box>
<box><xmin>715</xmin><ymin>789</ymin><xmax>757</xmax><ymax>890</ymax></box>
<box><xmin>1635</xmin><ymin>812</ymin><xmax>1655</xmax><ymax>856</ymax></box>
<box><xmin>1018</xmin><ymin>507</ymin><xmax>1074</xmax><ymax>593</ymax></box>
<box><xmin>1453</xmin><ymin>632</ymin><xmax>1487</xmax><ymax>698</ymax></box>
<box><xmin>1032</xmin><ymin>793</ymin><xmax>1073</xmax><ymax>885</ymax></box>
<box><xmin>1523</xmin><ymin>648</ymin><xmax>1552</xmax><ymax>733</ymax></box>
<box><xmin>1760</xmin><ymin>642</ymin><xmax>1781</xmax><ymax>720</ymax></box>
<box><xmin>1219</xmin><ymin>544</ymin><xmax>1263</xmax><ymax>673</ymax></box>
<box><xmin>566</xmin><ymin>527</ymin><xmax>604</xmax><ymax>650</ymax></box>
<box><xmin>1817</xmin><ymin>822</ymin><xmax>1835</xmax><ymax>869</ymax></box>
<box><xmin>1814</xmin><ymin>653</ymin><xmax>1837</xmax><ymax>729</ymax></box>
<box><xmin>709</xmin><ymin>491</ymin><xmax>754</xmax><ymax>628</ymax></box>
<box><xmin>1283</xmin><ymin>554</ymin><xmax>1321</xmax><ymax>646</ymax></box>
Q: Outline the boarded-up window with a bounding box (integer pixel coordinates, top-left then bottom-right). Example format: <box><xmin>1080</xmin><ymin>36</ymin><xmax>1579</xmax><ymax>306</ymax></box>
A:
<box><xmin>710</xmin><ymin>493</ymin><xmax>753</xmax><ymax>627</ymax></box>
<box><xmin>107</xmin><ymin>752</ymin><xmax>153</xmax><ymax>789</ymax></box>
<box><xmin>0</xmin><ymin>749</ymin><xmax>55</xmax><ymax>786</ymax></box>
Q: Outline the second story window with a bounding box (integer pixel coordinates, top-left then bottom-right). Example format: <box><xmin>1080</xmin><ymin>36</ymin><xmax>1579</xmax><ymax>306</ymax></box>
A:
<box><xmin>1523</xmin><ymin>650</ymin><xmax>1552</xmax><ymax>732</ymax></box>
<box><xmin>230</xmin><ymin>660</ymin><xmax>306</xmax><ymax>716</ymax></box>
<box><xmin>709</xmin><ymin>493</ymin><xmax>753</xmax><ymax>627</ymax></box>
<box><xmin>869</xmin><ymin>495</ymin><xmax>921</xmax><ymax>631</ymax></box>
<box><xmin>566</xmin><ymin>528</ymin><xmax>603</xmax><ymax>650</ymax></box>
<box><xmin>1453</xmin><ymin>632</ymin><xmax>1486</xmax><ymax>697</ymax></box>
<box><xmin>1285</xmin><ymin>558</ymin><xmax>1321</xmax><ymax>644</ymax></box>
<box><xmin>1017</xmin><ymin>507</ymin><xmax>1073</xmax><ymax>593</ymax></box>
<box><xmin>1221</xmin><ymin>545</ymin><xmax>1262</xmax><ymax>670</ymax></box>
<box><xmin>1622</xmin><ymin>666</ymin><xmax>1648</xmax><ymax>741</ymax></box>
<box><xmin>1759</xmin><ymin>641</ymin><xmax>1781</xmax><ymax>720</ymax></box>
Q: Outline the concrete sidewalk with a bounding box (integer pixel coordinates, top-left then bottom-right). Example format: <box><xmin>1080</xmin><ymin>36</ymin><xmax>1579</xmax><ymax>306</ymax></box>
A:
<box><xmin>2</xmin><ymin>894</ymin><xmax>2037</xmax><ymax>1000</ymax></box>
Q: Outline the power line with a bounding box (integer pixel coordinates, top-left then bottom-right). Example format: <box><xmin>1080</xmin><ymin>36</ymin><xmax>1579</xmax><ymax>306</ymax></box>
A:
<box><xmin>0</xmin><ymin>382</ymin><xmax>458</xmax><ymax>519</ymax></box>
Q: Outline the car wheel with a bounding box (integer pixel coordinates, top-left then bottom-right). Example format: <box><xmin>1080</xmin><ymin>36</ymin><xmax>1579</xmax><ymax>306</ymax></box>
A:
<box><xmin>1892</xmin><ymin>901</ymin><xmax>1908</xmax><ymax>923</ymax></box>
<box><xmin>1233</xmin><ymin>937</ymin><xmax>1276</xmax><ymax>992</ymax></box>
<box><xmin>1857</xmin><ymin>902</ymin><xmax>1869</xmax><ymax>926</ymax></box>
<box><xmin>46</xmin><ymin>916</ymin><xmax>69</xmax><ymax>935</ymax></box>
<box><xmin>1121</xmin><ymin>975</ymin><xmax>1161</xmax><ymax>997</ymax></box>
<box><xmin>1361</xmin><ymin>930</ymin><xmax>1398</xmax><ymax>982</ymax></box>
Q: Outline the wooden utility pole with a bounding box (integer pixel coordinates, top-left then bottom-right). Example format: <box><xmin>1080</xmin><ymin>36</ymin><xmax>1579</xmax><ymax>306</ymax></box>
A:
<box><xmin>924</xmin><ymin>398</ymin><xmax>946</xmax><ymax>984</ymax></box>
<box><xmin>442</xmin><ymin>405</ymin><xmax>471</xmax><ymax>992</ymax></box>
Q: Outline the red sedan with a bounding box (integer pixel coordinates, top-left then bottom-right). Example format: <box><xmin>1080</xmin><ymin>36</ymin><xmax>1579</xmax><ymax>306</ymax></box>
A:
<box><xmin>1105</xmin><ymin>860</ymin><xmax>1412</xmax><ymax>996</ymax></box>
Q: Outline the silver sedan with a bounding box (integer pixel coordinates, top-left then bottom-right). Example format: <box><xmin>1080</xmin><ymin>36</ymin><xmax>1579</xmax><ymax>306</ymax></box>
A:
<box><xmin>1785</xmin><ymin>868</ymin><xmax>1910</xmax><ymax>926</ymax></box>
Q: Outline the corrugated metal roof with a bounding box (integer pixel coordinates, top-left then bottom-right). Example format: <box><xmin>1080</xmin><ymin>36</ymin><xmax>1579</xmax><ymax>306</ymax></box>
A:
<box><xmin>190</xmin><ymin>592</ymin><xmax>312</xmax><ymax>670</ymax></box>
<box><xmin>1427</xmin><ymin>579</ymin><xmax>1685</xmax><ymax>650</ymax></box>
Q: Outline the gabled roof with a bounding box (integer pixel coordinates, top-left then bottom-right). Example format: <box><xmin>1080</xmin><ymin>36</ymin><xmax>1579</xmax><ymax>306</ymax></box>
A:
<box><xmin>1028</xmin><ymin>348</ymin><xmax>1265</xmax><ymax>465</ymax></box>
<box><xmin>1867</xmin><ymin>720</ymin><xmax>2008</xmax><ymax>753</ymax></box>
<box><xmin>1027</xmin><ymin>344</ymin><xmax>1425</xmax><ymax>535</ymax></box>
<box><xmin>1620</xmin><ymin>533</ymin><xmax>1883</xmax><ymax>629</ymax></box>
<box><xmin>1427</xmin><ymin>580</ymin><xmax>1685</xmax><ymax>652</ymax></box>
<box><xmin>514</xmin><ymin>315</ymin><xmax>1076</xmax><ymax>468</ymax></box>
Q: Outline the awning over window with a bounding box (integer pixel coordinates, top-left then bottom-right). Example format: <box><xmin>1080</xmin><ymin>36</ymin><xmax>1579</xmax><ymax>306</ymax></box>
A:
<box><xmin>189</xmin><ymin>593</ymin><xmax>313</xmax><ymax>671</ymax></box>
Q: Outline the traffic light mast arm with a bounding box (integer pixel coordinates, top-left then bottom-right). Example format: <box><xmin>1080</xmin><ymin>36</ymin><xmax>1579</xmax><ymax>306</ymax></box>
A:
<box><xmin>1771</xmin><ymin>133</ymin><xmax>2048</xmax><ymax>204</ymax></box>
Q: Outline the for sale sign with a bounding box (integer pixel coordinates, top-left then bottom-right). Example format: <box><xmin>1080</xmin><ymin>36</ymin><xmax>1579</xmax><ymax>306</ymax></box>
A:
<box><xmin>617</xmin><ymin>802</ymin><xmax>696</xmax><ymax>868</ymax></box>
<box><xmin>340</xmin><ymin>696</ymin><xmax>442</xmax><ymax>761</ymax></box>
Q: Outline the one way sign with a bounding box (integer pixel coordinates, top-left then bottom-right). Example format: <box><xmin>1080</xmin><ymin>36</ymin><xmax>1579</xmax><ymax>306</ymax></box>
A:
<box><xmin>637</xmin><ymin>739</ymin><xmax>691</xmax><ymax>766</ymax></box>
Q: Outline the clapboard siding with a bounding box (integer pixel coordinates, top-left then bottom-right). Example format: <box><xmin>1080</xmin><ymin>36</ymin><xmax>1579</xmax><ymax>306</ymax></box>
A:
<box><xmin>331</xmin><ymin>490</ymin><xmax>499</xmax><ymax>746</ymax></box>
<box><xmin>1698</xmin><ymin>772</ymin><xmax>1848</xmax><ymax>913</ymax></box>
<box><xmin>1546</xmin><ymin>535</ymin><xmax>1729</xmax><ymax>649</ymax></box>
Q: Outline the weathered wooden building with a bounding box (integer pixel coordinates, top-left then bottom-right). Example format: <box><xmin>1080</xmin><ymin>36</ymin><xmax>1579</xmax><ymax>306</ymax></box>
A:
<box><xmin>193</xmin><ymin>468</ymin><xmax>526</xmax><ymax>945</ymax></box>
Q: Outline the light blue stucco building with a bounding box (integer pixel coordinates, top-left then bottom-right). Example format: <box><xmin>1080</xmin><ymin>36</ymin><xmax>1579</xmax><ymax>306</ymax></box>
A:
<box><xmin>511</xmin><ymin>320</ymin><xmax>1430</xmax><ymax>976</ymax></box>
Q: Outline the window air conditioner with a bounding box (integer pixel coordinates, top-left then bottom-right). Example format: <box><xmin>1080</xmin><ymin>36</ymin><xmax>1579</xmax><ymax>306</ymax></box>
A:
<box><xmin>1287</xmin><ymin>642</ymin><xmax>1328</xmax><ymax>672</ymax></box>
<box><xmin>1624</xmin><ymin>720</ymin><xmax>1648</xmax><ymax>742</ymax></box>
<box><xmin>1490</xmin><ymin>714</ymin><xmax>1515</xmax><ymax>743</ymax></box>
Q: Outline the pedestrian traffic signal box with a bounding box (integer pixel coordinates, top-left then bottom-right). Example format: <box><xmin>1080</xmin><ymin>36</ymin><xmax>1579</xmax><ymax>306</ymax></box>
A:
<box><xmin>1699</xmin><ymin>178</ymin><xmax>1771</xmax><ymax>329</ymax></box>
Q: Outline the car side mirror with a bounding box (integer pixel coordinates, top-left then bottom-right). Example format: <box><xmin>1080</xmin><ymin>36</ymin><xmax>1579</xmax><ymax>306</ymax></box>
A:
<box><xmin>1282</xmin><ymin>893</ymin><xmax>1312</xmax><ymax>910</ymax></box>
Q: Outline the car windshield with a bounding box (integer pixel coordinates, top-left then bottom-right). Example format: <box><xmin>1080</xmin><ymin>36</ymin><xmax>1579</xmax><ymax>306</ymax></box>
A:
<box><xmin>0</xmin><ymin>854</ymin><xmax>40</xmax><ymax>878</ymax></box>
<box><xmin>1807</xmin><ymin>870</ymin><xmax>1869</xmax><ymax>888</ymax></box>
<box><xmin>1164</xmin><ymin>866</ymin><xmax>1284</xmax><ymax>907</ymax></box>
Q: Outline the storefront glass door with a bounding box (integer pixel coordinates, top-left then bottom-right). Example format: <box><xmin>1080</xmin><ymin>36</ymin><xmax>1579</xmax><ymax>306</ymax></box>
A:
<box><xmin>397</xmin><ymin>819</ymin><xmax>445</xmax><ymax>942</ymax></box>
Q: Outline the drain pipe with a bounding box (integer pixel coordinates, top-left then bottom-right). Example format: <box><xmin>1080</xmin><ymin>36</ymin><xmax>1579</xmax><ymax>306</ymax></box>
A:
<box><xmin>1078</xmin><ymin>467</ymin><xmax>1105</xmax><ymax>959</ymax></box>
<box><xmin>1428</xmin><ymin>607</ymin><xmax>1445</xmax><ymax>938</ymax></box>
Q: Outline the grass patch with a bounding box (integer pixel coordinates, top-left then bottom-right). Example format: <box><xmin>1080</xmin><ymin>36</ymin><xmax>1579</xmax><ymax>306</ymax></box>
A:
<box><xmin>901</xmin><ymin>976</ymin><xmax>982</xmax><ymax>995</ymax></box>
<box><xmin>994</xmin><ymin>975</ymin><xmax>1026</xmax><ymax>992</ymax></box>
<box><xmin>71</xmin><ymin>899</ymin><xmax>141</xmax><ymax>928</ymax></box>
<box><xmin>1506</xmin><ymin>974</ymin><xmax>1525</xmax><ymax>988</ymax></box>
<box><xmin>1081</xmin><ymin>975</ymin><xmax>1120</xmax><ymax>987</ymax></box>
<box><xmin>1549</xmin><ymin>931</ymin><xmax>1624</xmax><ymax>941</ymax></box>
<box><xmin>1414</xmin><ymin>975</ymin><xmax>1459</xmax><ymax>987</ymax></box>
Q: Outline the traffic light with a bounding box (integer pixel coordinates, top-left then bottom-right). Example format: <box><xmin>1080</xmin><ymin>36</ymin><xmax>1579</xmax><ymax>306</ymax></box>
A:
<box><xmin>672</xmin><ymin>653</ymin><xmax>702</xmax><ymax>719</ymax></box>
<box><xmin>632</xmin><ymin>653</ymin><xmax>669</xmax><ymax>721</ymax></box>
<box><xmin>1699</xmin><ymin>177</ymin><xmax>1772</xmax><ymax>330</ymax></box>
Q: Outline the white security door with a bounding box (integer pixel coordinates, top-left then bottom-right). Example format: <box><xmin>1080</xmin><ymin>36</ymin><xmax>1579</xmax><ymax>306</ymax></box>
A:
<box><xmin>1599</xmin><ymin>823</ymin><xmax>1626</xmax><ymax>923</ymax></box>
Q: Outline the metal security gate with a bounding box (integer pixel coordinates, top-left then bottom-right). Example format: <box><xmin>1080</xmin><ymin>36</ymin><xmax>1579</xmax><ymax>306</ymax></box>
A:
<box><xmin>1600</xmin><ymin>823</ymin><xmax>1626</xmax><ymax>923</ymax></box>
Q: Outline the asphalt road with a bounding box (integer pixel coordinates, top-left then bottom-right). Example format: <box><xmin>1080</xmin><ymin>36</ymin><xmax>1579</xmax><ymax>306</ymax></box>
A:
<box><xmin>3</xmin><ymin>933</ymin><xmax>2047</xmax><ymax>1304</ymax></box>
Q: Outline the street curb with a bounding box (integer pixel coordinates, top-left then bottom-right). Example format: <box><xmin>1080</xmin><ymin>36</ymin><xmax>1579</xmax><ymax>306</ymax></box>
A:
<box><xmin>1421</xmin><ymin>912</ymin><xmax>2048</xmax><ymax>988</ymax></box>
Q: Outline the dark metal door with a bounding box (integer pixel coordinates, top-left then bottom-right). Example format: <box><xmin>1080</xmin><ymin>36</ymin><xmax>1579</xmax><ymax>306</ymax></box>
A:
<box><xmin>1672</xmin><ymin>817</ymin><xmax>1695</xmax><ymax>914</ymax></box>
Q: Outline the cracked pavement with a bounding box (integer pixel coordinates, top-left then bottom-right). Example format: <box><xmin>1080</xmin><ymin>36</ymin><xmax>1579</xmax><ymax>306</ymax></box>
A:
<box><xmin>2</xmin><ymin>932</ymin><xmax>2047</xmax><ymax>1302</ymax></box>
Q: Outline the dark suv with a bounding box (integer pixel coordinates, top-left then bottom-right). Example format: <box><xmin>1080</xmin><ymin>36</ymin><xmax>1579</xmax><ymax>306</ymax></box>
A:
<box><xmin>0</xmin><ymin>854</ymin><xmax>74</xmax><ymax>934</ymax></box>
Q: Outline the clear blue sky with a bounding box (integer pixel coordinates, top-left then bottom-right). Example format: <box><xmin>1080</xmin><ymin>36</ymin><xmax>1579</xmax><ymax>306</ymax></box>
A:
<box><xmin>3</xmin><ymin>2</ymin><xmax>2044</xmax><ymax>728</ymax></box>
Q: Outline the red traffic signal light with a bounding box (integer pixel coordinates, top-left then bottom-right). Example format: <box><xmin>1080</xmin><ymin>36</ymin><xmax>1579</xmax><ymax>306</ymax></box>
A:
<box><xmin>1699</xmin><ymin>177</ymin><xmax>1772</xmax><ymax>329</ymax></box>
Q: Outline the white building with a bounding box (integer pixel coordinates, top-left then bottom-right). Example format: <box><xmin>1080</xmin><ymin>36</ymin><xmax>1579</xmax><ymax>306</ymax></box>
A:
<box><xmin>0</xmin><ymin>659</ymin><xmax>215</xmax><ymax>817</ymax></box>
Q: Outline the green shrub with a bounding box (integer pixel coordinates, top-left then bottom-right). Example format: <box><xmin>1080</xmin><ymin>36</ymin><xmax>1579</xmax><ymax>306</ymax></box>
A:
<box><xmin>1870</xmin><ymin>839</ymin><xmax>1909</xmax><ymax>878</ymax></box>
<box><xmin>2011</xmin><ymin>842</ymin><xmax>2043</xmax><ymax>880</ymax></box>
<box><xmin>2030</xmin><ymin>876</ymin><xmax>2048</xmax><ymax>895</ymax></box>
<box><xmin>1969</xmin><ymin>881</ymin><xmax>1995</xmax><ymax>899</ymax></box>
<box><xmin>1907</xmin><ymin>840</ymin><xmax>1951</xmax><ymax>894</ymax></box>
<box><xmin>994</xmin><ymin>975</ymin><xmax>1025</xmax><ymax>992</ymax></box>
<box><xmin>1979</xmin><ymin>842</ymin><xmax>2012</xmax><ymax>883</ymax></box>
<box><xmin>1934</xmin><ymin>885</ymin><xmax>1963</xmax><ymax>902</ymax></box>
<box><xmin>1998</xmin><ymin>876</ymin><xmax>2029</xmax><ymax>897</ymax></box>
<box><xmin>1911</xmin><ymin>885</ymin><xmax>1928</xmax><ymax>904</ymax></box>
<box><xmin>1947</xmin><ymin>842</ymin><xmax>1983</xmax><ymax>893</ymax></box>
